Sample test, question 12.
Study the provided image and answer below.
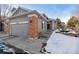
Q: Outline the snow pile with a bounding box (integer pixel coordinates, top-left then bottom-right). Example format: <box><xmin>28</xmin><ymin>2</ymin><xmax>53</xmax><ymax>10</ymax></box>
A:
<box><xmin>67</xmin><ymin>30</ymin><xmax>77</xmax><ymax>34</ymax></box>
<box><xmin>45</xmin><ymin>32</ymin><xmax>79</xmax><ymax>54</ymax></box>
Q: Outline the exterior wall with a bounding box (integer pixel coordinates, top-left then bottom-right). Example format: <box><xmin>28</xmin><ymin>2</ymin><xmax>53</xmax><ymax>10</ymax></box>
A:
<box><xmin>4</xmin><ymin>13</ymin><xmax>48</xmax><ymax>39</ymax></box>
<box><xmin>53</xmin><ymin>21</ymin><xmax>57</xmax><ymax>30</ymax></box>
<box><xmin>38</xmin><ymin>18</ymin><xmax>42</xmax><ymax>33</ymax></box>
<box><xmin>47</xmin><ymin>20</ymin><xmax>56</xmax><ymax>30</ymax></box>
<box><xmin>52</xmin><ymin>21</ymin><xmax>56</xmax><ymax>30</ymax></box>
<box><xmin>50</xmin><ymin>21</ymin><xmax>52</xmax><ymax>29</ymax></box>
<box><xmin>38</xmin><ymin>18</ymin><xmax>47</xmax><ymax>33</ymax></box>
<box><xmin>10</xmin><ymin>15</ymin><xmax>28</xmax><ymax>23</ymax></box>
<box><xmin>43</xmin><ymin>20</ymin><xmax>47</xmax><ymax>31</ymax></box>
<box><xmin>28</xmin><ymin>14</ymin><xmax>38</xmax><ymax>39</ymax></box>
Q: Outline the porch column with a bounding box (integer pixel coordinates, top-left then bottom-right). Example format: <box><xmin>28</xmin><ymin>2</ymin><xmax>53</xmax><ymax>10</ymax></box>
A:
<box><xmin>28</xmin><ymin>14</ymin><xmax>38</xmax><ymax>40</ymax></box>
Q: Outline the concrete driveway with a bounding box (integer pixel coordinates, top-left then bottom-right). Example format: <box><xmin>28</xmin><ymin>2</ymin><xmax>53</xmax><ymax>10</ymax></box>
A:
<box><xmin>0</xmin><ymin>31</ymin><xmax>51</xmax><ymax>54</ymax></box>
<box><xmin>2</xmin><ymin>36</ymin><xmax>47</xmax><ymax>54</ymax></box>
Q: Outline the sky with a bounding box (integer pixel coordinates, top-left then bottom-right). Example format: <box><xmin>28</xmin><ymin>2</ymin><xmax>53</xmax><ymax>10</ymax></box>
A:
<box><xmin>12</xmin><ymin>4</ymin><xmax>77</xmax><ymax>23</ymax></box>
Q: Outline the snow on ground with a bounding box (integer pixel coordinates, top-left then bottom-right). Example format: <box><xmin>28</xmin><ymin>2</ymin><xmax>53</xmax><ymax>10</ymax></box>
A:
<box><xmin>45</xmin><ymin>31</ymin><xmax>79</xmax><ymax>54</ymax></box>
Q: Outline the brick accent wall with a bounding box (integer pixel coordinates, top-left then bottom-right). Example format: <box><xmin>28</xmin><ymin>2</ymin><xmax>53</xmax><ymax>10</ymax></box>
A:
<box><xmin>28</xmin><ymin>14</ymin><xmax>38</xmax><ymax>39</ymax></box>
<box><xmin>4</xmin><ymin>20</ymin><xmax>11</xmax><ymax>35</ymax></box>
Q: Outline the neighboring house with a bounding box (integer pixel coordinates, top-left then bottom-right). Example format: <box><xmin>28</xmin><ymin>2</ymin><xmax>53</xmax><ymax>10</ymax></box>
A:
<box><xmin>1</xmin><ymin>7</ymin><xmax>56</xmax><ymax>39</ymax></box>
<box><xmin>41</xmin><ymin>14</ymin><xmax>56</xmax><ymax>30</ymax></box>
<box><xmin>4</xmin><ymin>7</ymin><xmax>48</xmax><ymax>39</ymax></box>
<box><xmin>47</xmin><ymin>18</ymin><xmax>56</xmax><ymax>30</ymax></box>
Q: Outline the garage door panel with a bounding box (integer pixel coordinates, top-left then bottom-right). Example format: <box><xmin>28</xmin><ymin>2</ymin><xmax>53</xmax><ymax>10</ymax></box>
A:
<box><xmin>11</xmin><ymin>23</ymin><xmax>28</xmax><ymax>38</ymax></box>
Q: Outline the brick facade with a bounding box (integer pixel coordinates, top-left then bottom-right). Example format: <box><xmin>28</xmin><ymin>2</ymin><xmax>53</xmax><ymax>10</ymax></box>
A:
<box><xmin>4</xmin><ymin>20</ymin><xmax>11</xmax><ymax>35</ymax></box>
<box><xmin>28</xmin><ymin>14</ymin><xmax>38</xmax><ymax>39</ymax></box>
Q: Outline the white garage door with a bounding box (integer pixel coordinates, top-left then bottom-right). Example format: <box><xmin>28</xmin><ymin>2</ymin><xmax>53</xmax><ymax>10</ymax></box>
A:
<box><xmin>11</xmin><ymin>21</ymin><xmax>28</xmax><ymax>38</ymax></box>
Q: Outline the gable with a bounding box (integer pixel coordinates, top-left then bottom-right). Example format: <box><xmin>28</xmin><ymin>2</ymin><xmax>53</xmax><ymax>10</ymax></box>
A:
<box><xmin>12</xmin><ymin>7</ymin><xmax>31</xmax><ymax>16</ymax></box>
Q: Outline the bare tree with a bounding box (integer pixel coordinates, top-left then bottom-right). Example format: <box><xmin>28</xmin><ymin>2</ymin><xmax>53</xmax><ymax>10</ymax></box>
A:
<box><xmin>0</xmin><ymin>4</ymin><xmax>13</xmax><ymax>18</ymax></box>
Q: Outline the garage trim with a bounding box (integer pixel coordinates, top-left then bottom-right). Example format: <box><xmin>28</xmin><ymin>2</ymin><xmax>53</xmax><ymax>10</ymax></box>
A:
<box><xmin>10</xmin><ymin>21</ymin><xmax>28</xmax><ymax>25</ymax></box>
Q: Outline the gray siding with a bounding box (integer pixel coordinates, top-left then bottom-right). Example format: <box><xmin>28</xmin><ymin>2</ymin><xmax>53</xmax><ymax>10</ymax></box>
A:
<box><xmin>38</xmin><ymin>18</ymin><xmax>47</xmax><ymax>33</ymax></box>
<box><xmin>38</xmin><ymin>18</ymin><xmax>42</xmax><ymax>33</ymax></box>
<box><xmin>44</xmin><ymin>21</ymin><xmax>47</xmax><ymax>31</ymax></box>
<box><xmin>10</xmin><ymin>15</ymin><xmax>28</xmax><ymax>23</ymax></box>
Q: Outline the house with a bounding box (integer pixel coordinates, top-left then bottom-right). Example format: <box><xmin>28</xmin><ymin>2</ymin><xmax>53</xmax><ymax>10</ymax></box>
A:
<box><xmin>0</xmin><ymin>7</ymin><xmax>56</xmax><ymax>39</ymax></box>
<box><xmin>3</xmin><ymin>7</ymin><xmax>48</xmax><ymax>39</ymax></box>
<box><xmin>47</xmin><ymin>18</ymin><xmax>56</xmax><ymax>30</ymax></box>
<box><xmin>41</xmin><ymin>14</ymin><xmax>56</xmax><ymax>31</ymax></box>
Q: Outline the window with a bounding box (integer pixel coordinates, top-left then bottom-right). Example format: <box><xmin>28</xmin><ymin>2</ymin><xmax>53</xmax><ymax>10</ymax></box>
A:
<box><xmin>41</xmin><ymin>21</ymin><xmax>45</xmax><ymax>30</ymax></box>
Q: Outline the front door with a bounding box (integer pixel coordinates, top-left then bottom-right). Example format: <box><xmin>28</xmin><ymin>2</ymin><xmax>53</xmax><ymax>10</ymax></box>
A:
<box><xmin>47</xmin><ymin>23</ymin><xmax>50</xmax><ymax>30</ymax></box>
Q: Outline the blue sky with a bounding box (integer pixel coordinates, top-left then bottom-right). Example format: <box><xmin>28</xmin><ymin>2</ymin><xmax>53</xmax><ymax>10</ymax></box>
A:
<box><xmin>12</xmin><ymin>4</ymin><xmax>77</xmax><ymax>23</ymax></box>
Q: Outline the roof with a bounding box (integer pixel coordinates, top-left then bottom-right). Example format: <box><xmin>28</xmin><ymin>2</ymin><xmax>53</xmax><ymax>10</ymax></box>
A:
<box><xmin>41</xmin><ymin>13</ymin><xmax>48</xmax><ymax>19</ymax></box>
<box><xmin>7</xmin><ymin>7</ymin><xmax>48</xmax><ymax>21</ymax></box>
<box><xmin>47</xmin><ymin>18</ymin><xmax>55</xmax><ymax>21</ymax></box>
<box><xmin>11</xmin><ymin>7</ymin><xmax>31</xmax><ymax>16</ymax></box>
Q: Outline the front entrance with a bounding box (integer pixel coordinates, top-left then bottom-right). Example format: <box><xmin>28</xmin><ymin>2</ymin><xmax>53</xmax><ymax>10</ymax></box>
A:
<box><xmin>0</xmin><ymin>22</ymin><xmax>4</xmax><ymax>31</ymax></box>
<box><xmin>47</xmin><ymin>23</ymin><xmax>51</xmax><ymax>30</ymax></box>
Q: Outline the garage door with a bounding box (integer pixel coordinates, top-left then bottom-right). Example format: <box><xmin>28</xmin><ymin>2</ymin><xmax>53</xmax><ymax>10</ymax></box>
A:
<box><xmin>11</xmin><ymin>21</ymin><xmax>28</xmax><ymax>38</ymax></box>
